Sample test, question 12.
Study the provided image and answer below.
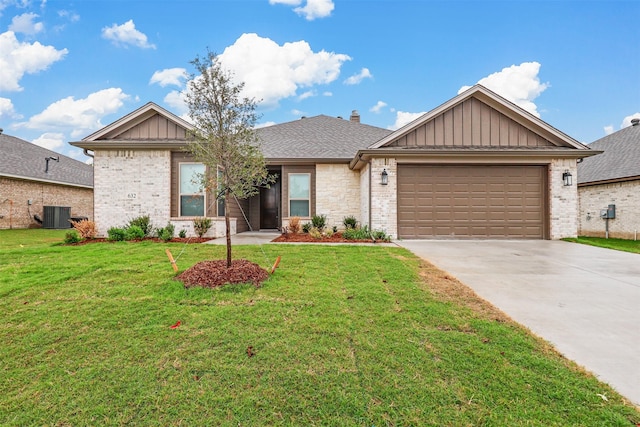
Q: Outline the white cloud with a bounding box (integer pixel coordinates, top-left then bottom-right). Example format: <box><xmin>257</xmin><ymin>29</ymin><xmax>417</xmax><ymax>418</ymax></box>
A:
<box><xmin>298</xmin><ymin>90</ymin><xmax>315</xmax><ymax>100</ymax></box>
<box><xmin>322</xmin><ymin>91</ymin><xmax>332</xmax><ymax>96</ymax></box>
<box><xmin>218</xmin><ymin>33</ymin><xmax>350</xmax><ymax>107</ymax></box>
<box><xmin>344</xmin><ymin>67</ymin><xmax>372</xmax><ymax>85</ymax></box>
<box><xmin>150</xmin><ymin>68</ymin><xmax>187</xmax><ymax>87</ymax></box>
<box><xmin>0</xmin><ymin>97</ymin><xmax>20</xmax><ymax>119</ymax></box>
<box><xmin>621</xmin><ymin>113</ymin><xmax>640</xmax><ymax>128</ymax></box>
<box><xmin>0</xmin><ymin>30</ymin><xmax>68</xmax><ymax>91</ymax></box>
<box><xmin>369</xmin><ymin>100</ymin><xmax>387</xmax><ymax>114</ymax></box>
<box><xmin>255</xmin><ymin>121</ymin><xmax>277</xmax><ymax>129</ymax></box>
<box><xmin>9</xmin><ymin>12</ymin><xmax>44</xmax><ymax>35</ymax></box>
<box><xmin>603</xmin><ymin>125</ymin><xmax>614</xmax><ymax>135</ymax></box>
<box><xmin>102</xmin><ymin>20</ymin><xmax>156</xmax><ymax>49</ymax></box>
<box><xmin>163</xmin><ymin>89</ymin><xmax>187</xmax><ymax>115</ymax></box>
<box><xmin>388</xmin><ymin>111</ymin><xmax>426</xmax><ymax>131</ymax></box>
<box><xmin>58</xmin><ymin>10</ymin><xmax>79</xmax><ymax>22</ymax></box>
<box><xmin>33</xmin><ymin>132</ymin><xmax>64</xmax><ymax>150</ymax></box>
<box><xmin>20</xmin><ymin>88</ymin><xmax>129</xmax><ymax>135</ymax></box>
<box><xmin>459</xmin><ymin>61</ymin><xmax>548</xmax><ymax>117</ymax></box>
<box><xmin>270</xmin><ymin>0</ymin><xmax>334</xmax><ymax>20</ymax></box>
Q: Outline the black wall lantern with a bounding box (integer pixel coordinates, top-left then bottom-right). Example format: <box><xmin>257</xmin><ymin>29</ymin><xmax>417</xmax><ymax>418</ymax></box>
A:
<box><xmin>562</xmin><ymin>170</ymin><xmax>573</xmax><ymax>186</ymax></box>
<box><xmin>381</xmin><ymin>168</ymin><xmax>388</xmax><ymax>185</ymax></box>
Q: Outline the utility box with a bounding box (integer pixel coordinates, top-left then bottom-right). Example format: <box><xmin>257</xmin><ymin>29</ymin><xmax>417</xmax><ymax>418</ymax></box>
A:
<box><xmin>43</xmin><ymin>206</ymin><xmax>71</xmax><ymax>229</ymax></box>
<box><xmin>600</xmin><ymin>204</ymin><xmax>616</xmax><ymax>219</ymax></box>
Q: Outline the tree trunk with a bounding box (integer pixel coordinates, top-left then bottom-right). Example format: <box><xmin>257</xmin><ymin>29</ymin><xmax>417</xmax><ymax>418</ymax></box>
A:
<box><xmin>224</xmin><ymin>189</ymin><xmax>232</xmax><ymax>268</ymax></box>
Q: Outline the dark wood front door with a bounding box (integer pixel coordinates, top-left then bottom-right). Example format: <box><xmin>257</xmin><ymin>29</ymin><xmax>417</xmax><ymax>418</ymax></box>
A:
<box><xmin>260</xmin><ymin>180</ymin><xmax>280</xmax><ymax>229</ymax></box>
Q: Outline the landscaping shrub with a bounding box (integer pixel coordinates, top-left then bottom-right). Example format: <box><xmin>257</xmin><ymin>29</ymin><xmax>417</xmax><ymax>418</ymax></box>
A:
<box><xmin>124</xmin><ymin>225</ymin><xmax>145</xmax><ymax>241</ymax></box>
<box><xmin>156</xmin><ymin>223</ymin><xmax>175</xmax><ymax>242</ymax></box>
<box><xmin>311</xmin><ymin>214</ymin><xmax>327</xmax><ymax>231</ymax></box>
<box><xmin>302</xmin><ymin>222</ymin><xmax>312</xmax><ymax>233</ymax></box>
<box><xmin>107</xmin><ymin>227</ymin><xmax>126</xmax><ymax>241</ymax></box>
<box><xmin>193</xmin><ymin>217</ymin><xmax>213</xmax><ymax>237</ymax></box>
<box><xmin>371</xmin><ymin>229</ymin><xmax>391</xmax><ymax>242</ymax></box>
<box><xmin>179</xmin><ymin>229</ymin><xmax>187</xmax><ymax>238</ymax></box>
<box><xmin>71</xmin><ymin>219</ymin><xmax>97</xmax><ymax>239</ymax></box>
<box><xmin>64</xmin><ymin>231</ymin><xmax>81</xmax><ymax>244</ymax></box>
<box><xmin>127</xmin><ymin>215</ymin><xmax>152</xmax><ymax>237</ymax></box>
<box><xmin>332</xmin><ymin>225</ymin><xmax>338</xmax><ymax>233</ymax></box>
<box><xmin>288</xmin><ymin>216</ymin><xmax>301</xmax><ymax>234</ymax></box>
<box><xmin>343</xmin><ymin>225</ymin><xmax>371</xmax><ymax>241</ymax></box>
<box><xmin>343</xmin><ymin>215</ymin><xmax>357</xmax><ymax>230</ymax></box>
<box><xmin>308</xmin><ymin>227</ymin><xmax>322</xmax><ymax>239</ymax></box>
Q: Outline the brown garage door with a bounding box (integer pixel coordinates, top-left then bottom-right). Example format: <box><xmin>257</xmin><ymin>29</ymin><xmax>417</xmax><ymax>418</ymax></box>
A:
<box><xmin>397</xmin><ymin>165</ymin><xmax>547</xmax><ymax>239</ymax></box>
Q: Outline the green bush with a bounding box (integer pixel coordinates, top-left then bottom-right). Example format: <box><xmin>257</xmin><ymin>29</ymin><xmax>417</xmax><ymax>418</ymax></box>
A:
<box><xmin>311</xmin><ymin>214</ymin><xmax>326</xmax><ymax>231</ymax></box>
<box><xmin>193</xmin><ymin>217</ymin><xmax>213</xmax><ymax>238</ymax></box>
<box><xmin>302</xmin><ymin>222</ymin><xmax>312</xmax><ymax>233</ymax></box>
<box><xmin>156</xmin><ymin>223</ymin><xmax>175</xmax><ymax>242</ymax></box>
<box><xmin>64</xmin><ymin>231</ymin><xmax>81</xmax><ymax>244</ymax></box>
<box><xmin>342</xmin><ymin>215</ymin><xmax>357</xmax><ymax>230</ymax></box>
<box><xmin>332</xmin><ymin>225</ymin><xmax>338</xmax><ymax>233</ymax></box>
<box><xmin>371</xmin><ymin>229</ymin><xmax>391</xmax><ymax>242</ymax></box>
<box><xmin>127</xmin><ymin>215</ymin><xmax>152</xmax><ymax>237</ymax></box>
<box><xmin>124</xmin><ymin>225</ymin><xmax>145</xmax><ymax>241</ymax></box>
<box><xmin>107</xmin><ymin>227</ymin><xmax>126</xmax><ymax>241</ymax></box>
<box><xmin>308</xmin><ymin>227</ymin><xmax>322</xmax><ymax>239</ymax></box>
<box><xmin>342</xmin><ymin>225</ymin><xmax>371</xmax><ymax>241</ymax></box>
<box><xmin>178</xmin><ymin>229</ymin><xmax>187</xmax><ymax>238</ymax></box>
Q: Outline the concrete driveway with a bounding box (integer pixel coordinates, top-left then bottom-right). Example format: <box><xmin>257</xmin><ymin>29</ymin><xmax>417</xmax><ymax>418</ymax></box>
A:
<box><xmin>396</xmin><ymin>240</ymin><xmax>640</xmax><ymax>405</ymax></box>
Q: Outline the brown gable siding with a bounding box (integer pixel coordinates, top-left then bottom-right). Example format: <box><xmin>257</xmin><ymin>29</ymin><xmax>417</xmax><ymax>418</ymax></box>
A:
<box><xmin>115</xmin><ymin>114</ymin><xmax>187</xmax><ymax>141</ymax></box>
<box><xmin>389</xmin><ymin>98</ymin><xmax>554</xmax><ymax>148</ymax></box>
<box><xmin>281</xmin><ymin>165</ymin><xmax>316</xmax><ymax>218</ymax></box>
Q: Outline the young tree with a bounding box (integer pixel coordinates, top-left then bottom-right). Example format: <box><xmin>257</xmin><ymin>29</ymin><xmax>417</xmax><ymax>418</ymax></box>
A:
<box><xmin>185</xmin><ymin>50</ymin><xmax>271</xmax><ymax>267</ymax></box>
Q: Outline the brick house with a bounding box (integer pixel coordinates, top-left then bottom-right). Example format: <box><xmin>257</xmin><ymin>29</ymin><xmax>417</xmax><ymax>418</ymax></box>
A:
<box><xmin>0</xmin><ymin>132</ymin><xmax>93</xmax><ymax>229</ymax></box>
<box><xmin>71</xmin><ymin>85</ymin><xmax>596</xmax><ymax>239</ymax></box>
<box><xmin>577</xmin><ymin>118</ymin><xmax>639</xmax><ymax>239</ymax></box>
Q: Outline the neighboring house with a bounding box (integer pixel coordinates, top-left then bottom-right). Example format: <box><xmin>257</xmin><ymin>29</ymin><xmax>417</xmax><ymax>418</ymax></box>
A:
<box><xmin>71</xmin><ymin>85</ymin><xmax>596</xmax><ymax>239</ymax></box>
<box><xmin>0</xmin><ymin>132</ymin><xmax>94</xmax><ymax>229</ymax></box>
<box><xmin>577</xmin><ymin>118</ymin><xmax>639</xmax><ymax>239</ymax></box>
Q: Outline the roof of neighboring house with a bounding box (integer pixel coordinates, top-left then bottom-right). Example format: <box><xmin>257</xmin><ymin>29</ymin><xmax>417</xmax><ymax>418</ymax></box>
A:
<box><xmin>578</xmin><ymin>121</ymin><xmax>640</xmax><ymax>185</ymax></box>
<box><xmin>257</xmin><ymin>115</ymin><xmax>393</xmax><ymax>161</ymax></box>
<box><xmin>0</xmin><ymin>133</ymin><xmax>93</xmax><ymax>188</ymax></box>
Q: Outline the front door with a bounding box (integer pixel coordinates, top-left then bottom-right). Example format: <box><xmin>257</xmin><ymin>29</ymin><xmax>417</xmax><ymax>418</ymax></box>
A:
<box><xmin>260</xmin><ymin>179</ymin><xmax>280</xmax><ymax>229</ymax></box>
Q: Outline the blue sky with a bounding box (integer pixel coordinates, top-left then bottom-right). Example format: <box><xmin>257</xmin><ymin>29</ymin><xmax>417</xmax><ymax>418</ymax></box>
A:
<box><xmin>1</xmin><ymin>0</ymin><xmax>638</xmax><ymax>162</ymax></box>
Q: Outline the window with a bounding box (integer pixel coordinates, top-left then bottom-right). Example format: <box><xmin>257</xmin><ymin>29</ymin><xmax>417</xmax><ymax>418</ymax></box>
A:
<box><xmin>179</xmin><ymin>163</ymin><xmax>205</xmax><ymax>216</ymax></box>
<box><xmin>289</xmin><ymin>173</ymin><xmax>310</xmax><ymax>217</ymax></box>
<box><xmin>217</xmin><ymin>169</ymin><xmax>225</xmax><ymax>217</ymax></box>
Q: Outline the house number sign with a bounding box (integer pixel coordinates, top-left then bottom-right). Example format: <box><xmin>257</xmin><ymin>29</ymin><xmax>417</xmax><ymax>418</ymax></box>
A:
<box><xmin>127</xmin><ymin>193</ymin><xmax>137</xmax><ymax>199</ymax></box>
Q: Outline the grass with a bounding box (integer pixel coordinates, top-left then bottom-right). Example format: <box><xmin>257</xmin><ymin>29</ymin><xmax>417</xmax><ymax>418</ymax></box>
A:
<box><xmin>1</xmin><ymin>229</ymin><xmax>638</xmax><ymax>426</ymax></box>
<box><xmin>563</xmin><ymin>236</ymin><xmax>640</xmax><ymax>254</ymax></box>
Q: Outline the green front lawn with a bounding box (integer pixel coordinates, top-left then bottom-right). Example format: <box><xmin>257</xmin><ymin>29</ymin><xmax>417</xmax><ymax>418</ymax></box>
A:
<box><xmin>564</xmin><ymin>236</ymin><xmax>640</xmax><ymax>254</ymax></box>
<box><xmin>1</xmin><ymin>229</ymin><xmax>638</xmax><ymax>426</ymax></box>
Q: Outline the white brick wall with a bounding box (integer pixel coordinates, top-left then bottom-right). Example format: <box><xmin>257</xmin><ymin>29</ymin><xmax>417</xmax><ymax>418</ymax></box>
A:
<box><xmin>315</xmin><ymin>164</ymin><xmax>361</xmax><ymax>229</ymax></box>
<box><xmin>94</xmin><ymin>149</ymin><xmax>171</xmax><ymax>237</ymax></box>
<box><xmin>360</xmin><ymin>163</ymin><xmax>370</xmax><ymax>228</ymax></box>
<box><xmin>369</xmin><ymin>158</ymin><xmax>397</xmax><ymax>238</ymax></box>
<box><xmin>549</xmin><ymin>159</ymin><xmax>579</xmax><ymax>239</ymax></box>
<box><xmin>578</xmin><ymin>180</ymin><xmax>640</xmax><ymax>239</ymax></box>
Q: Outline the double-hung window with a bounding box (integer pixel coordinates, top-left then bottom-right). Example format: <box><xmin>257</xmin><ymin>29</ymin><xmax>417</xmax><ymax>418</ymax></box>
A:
<box><xmin>289</xmin><ymin>173</ymin><xmax>310</xmax><ymax>217</ymax></box>
<box><xmin>179</xmin><ymin>163</ymin><xmax>205</xmax><ymax>216</ymax></box>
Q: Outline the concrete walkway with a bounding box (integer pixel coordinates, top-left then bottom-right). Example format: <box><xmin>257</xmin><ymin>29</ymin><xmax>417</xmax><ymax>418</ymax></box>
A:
<box><xmin>395</xmin><ymin>240</ymin><xmax>640</xmax><ymax>405</ymax></box>
<box><xmin>205</xmin><ymin>231</ymin><xmax>280</xmax><ymax>245</ymax></box>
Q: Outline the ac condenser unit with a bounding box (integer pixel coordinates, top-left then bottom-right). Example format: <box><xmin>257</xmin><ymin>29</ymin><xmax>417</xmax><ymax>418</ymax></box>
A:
<box><xmin>43</xmin><ymin>206</ymin><xmax>71</xmax><ymax>229</ymax></box>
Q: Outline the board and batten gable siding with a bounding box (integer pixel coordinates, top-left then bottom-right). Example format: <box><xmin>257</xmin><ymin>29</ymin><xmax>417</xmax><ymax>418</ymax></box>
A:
<box><xmin>281</xmin><ymin>165</ymin><xmax>316</xmax><ymax>219</ymax></box>
<box><xmin>109</xmin><ymin>113</ymin><xmax>188</xmax><ymax>140</ymax></box>
<box><xmin>388</xmin><ymin>97</ymin><xmax>554</xmax><ymax>148</ymax></box>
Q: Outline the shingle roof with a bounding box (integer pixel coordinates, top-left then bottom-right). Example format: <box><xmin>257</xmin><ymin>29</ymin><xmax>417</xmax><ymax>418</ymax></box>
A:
<box><xmin>256</xmin><ymin>115</ymin><xmax>392</xmax><ymax>160</ymax></box>
<box><xmin>578</xmin><ymin>122</ymin><xmax>640</xmax><ymax>184</ymax></box>
<box><xmin>0</xmin><ymin>133</ymin><xmax>93</xmax><ymax>188</ymax></box>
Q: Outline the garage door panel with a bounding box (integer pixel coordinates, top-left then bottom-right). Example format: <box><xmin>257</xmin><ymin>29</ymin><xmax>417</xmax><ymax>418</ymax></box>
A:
<box><xmin>397</xmin><ymin>165</ymin><xmax>546</xmax><ymax>239</ymax></box>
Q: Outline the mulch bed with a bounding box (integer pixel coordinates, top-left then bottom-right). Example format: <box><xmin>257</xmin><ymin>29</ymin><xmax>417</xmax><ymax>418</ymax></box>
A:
<box><xmin>176</xmin><ymin>259</ymin><xmax>269</xmax><ymax>288</ymax></box>
<box><xmin>272</xmin><ymin>232</ymin><xmax>378</xmax><ymax>243</ymax></box>
<box><xmin>66</xmin><ymin>237</ymin><xmax>213</xmax><ymax>246</ymax></box>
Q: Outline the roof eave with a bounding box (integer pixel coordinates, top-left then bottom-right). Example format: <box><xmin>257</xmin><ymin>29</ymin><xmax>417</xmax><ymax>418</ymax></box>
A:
<box><xmin>0</xmin><ymin>172</ymin><xmax>93</xmax><ymax>189</ymax></box>
<box><xmin>578</xmin><ymin>175</ymin><xmax>640</xmax><ymax>187</ymax></box>
<box><xmin>70</xmin><ymin>140</ymin><xmax>189</xmax><ymax>150</ymax></box>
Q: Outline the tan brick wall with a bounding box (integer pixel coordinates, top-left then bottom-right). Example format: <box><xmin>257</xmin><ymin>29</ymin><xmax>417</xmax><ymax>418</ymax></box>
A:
<box><xmin>370</xmin><ymin>157</ymin><xmax>397</xmax><ymax>238</ymax></box>
<box><xmin>0</xmin><ymin>177</ymin><xmax>93</xmax><ymax>229</ymax></box>
<box><xmin>315</xmin><ymin>164</ymin><xmax>361</xmax><ymax>230</ymax></box>
<box><xmin>549</xmin><ymin>159</ymin><xmax>579</xmax><ymax>239</ymax></box>
<box><xmin>578</xmin><ymin>180</ymin><xmax>640</xmax><ymax>239</ymax></box>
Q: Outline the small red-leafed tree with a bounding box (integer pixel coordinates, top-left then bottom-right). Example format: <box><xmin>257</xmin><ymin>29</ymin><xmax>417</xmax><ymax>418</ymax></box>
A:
<box><xmin>185</xmin><ymin>50</ymin><xmax>271</xmax><ymax>267</ymax></box>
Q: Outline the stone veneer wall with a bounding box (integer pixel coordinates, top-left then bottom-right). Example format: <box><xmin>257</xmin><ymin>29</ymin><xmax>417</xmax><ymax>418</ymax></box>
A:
<box><xmin>369</xmin><ymin>157</ymin><xmax>398</xmax><ymax>238</ymax></box>
<box><xmin>315</xmin><ymin>164</ymin><xmax>361</xmax><ymax>230</ymax></box>
<box><xmin>578</xmin><ymin>180</ymin><xmax>639</xmax><ymax>239</ymax></box>
<box><xmin>94</xmin><ymin>149</ymin><xmax>171</xmax><ymax>237</ymax></box>
<box><xmin>548</xmin><ymin>158</ymin><xmax>579</xmax><ymax>239</ymax></box>
<box><xmin>0</xmin><ymin>177</ymin><xmax>93</xmax><ymax>229</ymax></box>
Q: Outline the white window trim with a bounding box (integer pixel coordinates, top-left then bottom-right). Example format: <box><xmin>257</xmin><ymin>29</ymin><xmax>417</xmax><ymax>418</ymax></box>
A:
<box><xmin>288</xmin><ymin>172</ymin><xmax>311</xmax><ymax>217</ymax></box>
<box><xmin>179</xmin><ymin>162</ymin><xmax>206</xmax><ymax>217</ymax></box>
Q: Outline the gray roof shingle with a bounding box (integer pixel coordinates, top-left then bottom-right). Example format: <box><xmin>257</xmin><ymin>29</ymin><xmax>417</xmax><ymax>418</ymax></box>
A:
<box><xmin>0</xmin><ymin>133</ymin><xmax>93</xmax><ymax>187</ymax></box>
<box><xmin>256</xmin><ymin>115</ymin><xmax>392</xmax><ymax>160</ymax></box>
<box><xmin>578</xmin><ymin>123</ymin><xmax>640</xmax><ymax>184</ymax></box>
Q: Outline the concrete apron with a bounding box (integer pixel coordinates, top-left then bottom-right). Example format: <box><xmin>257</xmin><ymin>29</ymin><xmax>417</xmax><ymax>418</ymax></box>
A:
<box><xmin>204</xmin><ymin>231</ymin><xmax>281</xmax><ymax>245</ymax></box>
<box><xmin>395</xmin><ymin>239</ymin><xmax>640</xmax><ymax>406</ymax></box>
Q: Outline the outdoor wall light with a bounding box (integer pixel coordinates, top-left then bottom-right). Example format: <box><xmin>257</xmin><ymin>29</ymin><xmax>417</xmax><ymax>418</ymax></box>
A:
<box><xmin>381</xmin><ymin>169</ymin><xmax>388</xmax><ymax>185</ymax></box>
<box><xmin>562</xmin><ymin>170</ymin><xmax>573</xmax><ymax>186</ymax></box>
